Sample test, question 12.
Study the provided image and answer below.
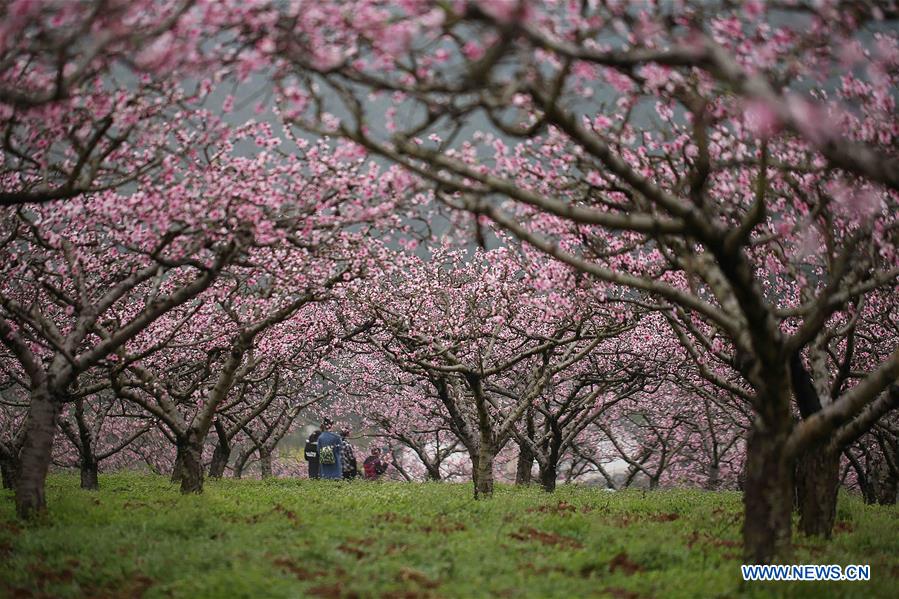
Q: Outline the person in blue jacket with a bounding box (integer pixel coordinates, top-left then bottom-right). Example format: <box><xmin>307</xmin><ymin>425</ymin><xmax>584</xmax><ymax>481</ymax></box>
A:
<box><xmin>316</xmin><ymin>418</ymin><xmax>343</xmax><ymax>480</ymax></box>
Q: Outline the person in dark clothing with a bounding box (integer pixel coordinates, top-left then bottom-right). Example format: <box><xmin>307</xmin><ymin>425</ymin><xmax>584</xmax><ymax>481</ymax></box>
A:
<box><xmin>317</xmin><ymin>418</ymin><xmax>343</xmax><ymax>480</ymax></box>
<box><xmin>339</xmin><ymin>427</ymin><xmax>358</xmax><ymax>479</ymax></box>
<box><xmin>304</xmin><ymin>428</ymin><xmax>322</xmax><ymax>479</ymax></box>
<box><xmin>363</xmin><ymin>447</ymin><xmax>389</xmax><ymax>480</ymax></box>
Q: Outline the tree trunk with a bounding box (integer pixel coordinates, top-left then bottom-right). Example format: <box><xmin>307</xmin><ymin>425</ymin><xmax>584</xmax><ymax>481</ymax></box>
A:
<box><xmin>15</xmin><ymin>389</ymin><xmax>61</xmax><ymax>518</ymax></box>
<box><xmin>870</xmin><ymin>449</ymin><xmax>898</xmax><ymax>505</ymax></box>
<box><xmin>742</xmin><ymin>425</ymin><xmax>793</xmax><ymax>563</ymax></box>
<box><xmin>208</xmin><ymin>420</ymin><xmax>230</xmax><ymax>478</ymax></box>
<box><xmin>170</xmin><ymin>445</ymin><xmax>185</xmax><ymax>484</ymax></box>
<box><xmin>467</xmin><ymin>447</ymin><xmax>479</xmax><ymax>491</ymax></box>
<box><xmin>80</xmin><ymin>459</ymin><xmax>99</xmax><ymax>491</ymax></box>
<box><xmin>705</xmin><ymin>463</ymin><xmax>721</xmax><ymax>490</ymax></box>
<box><xmin>0</xmin><ymin>452</ymin><xmax>18</xmax><ymax>490</ymax></box>
<box><xmin>178</xmin><ymin>436</ymin><xmax>204</xmax><ymax>494</ymax></box>
<box><xmin>424</xmin><ymin>462</ymin><xmax>441</xmax><ymax>481</ymax></box>
<box><xmin>474</xmin><ymin>446</ymin><xmax>495</xmax><ymax>499</ymax></box>
<box><xmin>515</xmin><ymin>445</ymin><xmax>534</xmax><ymax>485</ymax></box>
<box><xmin>648</xmin><ymin>476</ymin><xmax>660</xmax><ymax>490</ymax></box>
<box><xmin>259</xmin><ymin>448</ymin><xmax>272</xmax><ymax>479</ymax></box>
<box><xmin>233</xmin><ymin>448</ymin><xmax>252</xmax><ymax>479</ymax></box>
<box><xmin>208</xmin><ymin>440</ymin><xmax>231</xmax><ymax>478</ymax></box>
<box><xmin>795</xmin><ymin>448</ymin><xmax>840</xmax><ymax>538</ymax></box>
<box><xmin>539</xmin><ymin>461</ymin><xmax>557</xmax><ymax>492</ymax></box>
<box><xmin>516</xmin><ymin>408</ymin><xmax>536</xmax><ymax>486</ymax></box>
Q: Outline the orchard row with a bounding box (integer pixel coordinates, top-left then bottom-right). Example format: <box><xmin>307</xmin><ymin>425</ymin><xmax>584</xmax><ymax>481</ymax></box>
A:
<box><xmin>1</xmin><ymin>1</ymin><xmax>897</xmax><ymax>566</ymax></box>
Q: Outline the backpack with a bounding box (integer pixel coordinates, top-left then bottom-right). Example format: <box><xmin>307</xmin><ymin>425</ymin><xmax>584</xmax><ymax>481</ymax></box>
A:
<box><xmin>303</xmin><ymin>432</ymin><xmax>320</xmax><ymax>461</ymax></box>
<box><xmin>319</xmin><ymin>444</ymin><xmax>336</xmax><ymax>465</ymax></box>
<box><xmin>342</xmin><ymin>444</ymin><xmax>358</xmax><ymax>477</ymax></box>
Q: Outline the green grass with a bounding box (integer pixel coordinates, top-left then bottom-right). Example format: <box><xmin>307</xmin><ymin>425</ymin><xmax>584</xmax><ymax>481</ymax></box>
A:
<box><xmin>1</xmin><ymin>474</ymin><xmax>897</xmax><ymax>598</ymax></box>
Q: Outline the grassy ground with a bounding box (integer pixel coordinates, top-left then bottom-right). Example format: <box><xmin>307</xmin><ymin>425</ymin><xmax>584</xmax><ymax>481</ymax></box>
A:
<box><xmin>1</xmin><ymin>474</ymin><xmax>897</xmax><ymax>598</ymax></box>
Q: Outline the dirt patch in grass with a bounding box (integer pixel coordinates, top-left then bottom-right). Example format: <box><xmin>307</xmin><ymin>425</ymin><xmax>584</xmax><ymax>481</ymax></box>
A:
<box><xmin>600</xmin><ymin>587</ymin><xmax>646</xmax><ymax>599</ymax></box>
<box><xmin>685</xmin><ymin>531</ymin><xmax>740</xmax><ymax>551</ymax></box>
<box><xmin>272</xmin><ymin>556</ymin><xmax>325</xmax><ymax>581</ymax></box>
<box><xmin>833</xmin><ymin>521</ymin><xmax>854</xmax><ymax>534</ymax></box>
<box><xmin>26</xmin><ymin>562</ymin><xmax>75</xmax><ymax>586</ymax></box>
<box><xmin>385</xmin><ymin>542</ymin><xmax>409</xmax><ymax>555</ymax></box>
<box><xmin>273</xmin><ymin>504</ymin><xmax>300</xmax><ymax>523</ymax></box>
<box><xmin>338</xmin><ymin>542</ymin><xmax>367</xmax><ymax>560</ymax></box>
<box><xmin>2</xmin><ymin>587</ymin><xmax>38</xmax><ymax>599</ymax></box>
<box><xmin>398</xmin><ymin>567</ymin><xmax>440</xmax><ymax>589</ymax></box>
<box><xmin>83</xmin><ymin>574</ymin><xmax>154</xmax><ymax>599</ymax></box>
<box><xmin>510</xmin><ymin>526</ymin><xmax>583</xmax><ymax>549</ymax></box>
<box><xmin>612</xmin><ymin>515</ymin><xmax>639</xmax><ymax>528</ymax></box>
<box><xmin>520</xmin><ymin>561</ymin><xmax>568</xmax><ymax>576</ymax></box>
<box><xmin>611</xmin><ymin>512</ymin><xmax>679</xmax><ymax>527</ymax></box>
<box><xmin>647</xmin><ymin>513</ymin><xmax>679</xmax><ymax>522</ymax></box>
<box><xmin>420</xmin><ymin>518</ymin><xmax>466</xmax><ymax>534</ymax></box>
<box><xmin>527</xmin><ymin>501</ymin><xmax>578</xmax><ymax>516</ymax></box>
<box><xmin>307</xmin><ymin>582</ymin><xmax>360</xmax><ymax>599</ymax></box>
<box><xmin>374</xmin><ymin>512</ymin><xmax>414</xmax><ymax>525</ymax></box>
<box><xmin>608</xmin><ymin>552</ymin><xmax>643</xmax><ymax>576</ymax></box>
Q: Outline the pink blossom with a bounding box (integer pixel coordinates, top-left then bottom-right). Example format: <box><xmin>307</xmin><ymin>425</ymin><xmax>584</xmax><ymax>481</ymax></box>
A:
<box><xmin>744</xmin><ymin>100</ymin><xmax>781</xmax><ymax>139</ymax></box>
<box><xmin>462</xmin><ymin>41</ymin><xmax>485</xmax><ymax>61</ymax></box>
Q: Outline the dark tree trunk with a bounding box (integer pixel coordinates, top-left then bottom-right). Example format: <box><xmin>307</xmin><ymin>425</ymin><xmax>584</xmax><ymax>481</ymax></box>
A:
<box><xmin>178</xmin><ymin>436</ymin><xmax>204</xmax><ymax>494</ymax></box>
<box><xmin>208</xmin><ymin>419</ymin><xmax>230</xmax><ymax>478</ymax></box>
<box><xmin>516</xmin><ymin>408</ymin><xmax>535</xmax><ymax>486</ymax></box>
<box><xmin>648</xmin><ymin>476</ymin><xmax>660</xmax><ymax>490</ymax></box>
<box><xmin>795</xmin><ymin>448</ymin><xmax>840</xmax><ymax>538</ymax></box>
<box><xmin>870</xmin><ymin>449</ymin><xmax>898</xmax><ymax>505</ymax></box>
<box><xmin>259</xmin><ymin>448</ymin><xmax>272</xmax><ymax>479</ymax></box>
<box><xmin>515</xmin><ymin>445</ymin><xmax>534</xmax><ymax>485</ymax></box>
<box><xmin>1</xmin><ymin>452</ymin><xmax>18</xmax><ymax>490</ymax></box>
<box><xmin>170</xmin><ymin>445</ymin><xmax>185</xmax><ymax>483</ymax></box>
<box><xmin>424</xmin><ymin>463</ymin><xmax>441</xmax><ymax>481</ymax></box>
<box><xmin>15</xmin><ymin>389</ymin><xmax>61</xmax><ymax>518</ymax></box>
<box><xmin>467</xmin><ymin>447</ymin><xmax>479</xmax><ymax>491</ymax></box>
<box><xmin>742</xmin><ymin>425</ymin><xmax>793</xmax><ymax>563</ymax></box>
<box><xmin>705</xmin><ymin>463</ymin><xmax>721</xmax><ymax>490</ymax></box>
<box><xmin>233</xmin><ymin>448</ymin><xmax>252</xmax><ymax>479</ymax></box>
<box><xmin>539</xmin><ymin>439</ymin><xmax>561</xmax><ymax>492</ymax></box>
<box><xmin>208</xmin><ymin>441</ymin><xmax>231</xmax><ymax>479</ymax></box>
<box><xmin>80</xmin><ymin>459</ymin><xmax>99</xmax><ymax>491</ymax></box>
<box><xmin>474</xmin><ymin>446</ymin><xmax>495</xmax><ymax>499</ymax></box>
<box><xmin>539</xmin><ymin>462</ymin><xmax>557</xmax><ymax>492</ymax></box>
